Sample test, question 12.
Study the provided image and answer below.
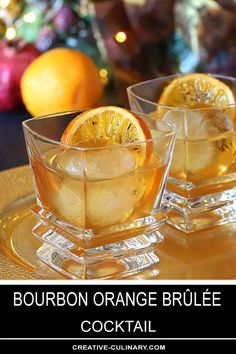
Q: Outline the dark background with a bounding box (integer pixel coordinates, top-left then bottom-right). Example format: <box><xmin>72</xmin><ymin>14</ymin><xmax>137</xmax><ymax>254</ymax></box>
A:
<box><xmin>0</xmin><ymin>111</ymin><xmax>30</xmax><ymax>171</ymax></box>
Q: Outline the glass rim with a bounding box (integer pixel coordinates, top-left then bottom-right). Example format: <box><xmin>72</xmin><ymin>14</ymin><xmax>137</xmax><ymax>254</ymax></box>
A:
<box><xmin>127</xmin><ymin>73</ymin><xmax>236</xmax><ymax>112</ymax></box>
<box><xmin>22</xmin><ymin>109</ymin><xmax>176</xmax><ymax>151</ymax></box>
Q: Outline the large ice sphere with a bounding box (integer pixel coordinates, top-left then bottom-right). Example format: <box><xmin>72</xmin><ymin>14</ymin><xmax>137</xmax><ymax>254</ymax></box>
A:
<box><xmin>56</xmin><ymin>149</ymin><xmax>85</xmax><ymax>179</ymax></box>
<box><xmin>185</xmin><ymin>109</ymin><xmax>233</xmax><ymax>140</ymax></box>
<box><xmin>86</xmin><ymin>175</ymin><xmax>146</xmax><ymax>227</ymax></box>
<box><xmin>162</xmin><ymin>108</ymin><xmax>233</xmax><ymax>140</ymax></box>
<box><xmin>56</xmin><ymin>145</ymin><xmax>136</xmax><ymax>180</ymax></box>
<box><xmin>162</xmin><ymin>110</ymin><xmax>185</xmax><ymax>139</ymax></box>
<box><xmin>48</xmin><ymin>176</ymin><xmax>85</xmax><ymax>228</ymax></box>
<box><xmin>162</xmin><ymin>108</ymin><xmax>234</xmax><ymax>177</ymax></box>
<box><xmin>40</xmin><ymin>148</ymin><xmax>85</xmax><ymax>228</ymax></box>
<box><xmin>52</xmin><ymin>144</ymin><xmax>143</xmax><ymax>228</ymax></box>
<box><xmin>85</xmin><ymin>146</ymin><xmax>136</xmax><ymax>180</ymax></box>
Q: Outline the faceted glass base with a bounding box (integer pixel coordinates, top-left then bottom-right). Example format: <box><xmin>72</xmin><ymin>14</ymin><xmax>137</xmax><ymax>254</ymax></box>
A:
<box><xmin>31</xmin><ymin>205</ymin><xmax>166</xmax><ymax>279</ymax></box>
<box><xmin>164</xmin><ymin>189</ymin><xmax>236</xmax><ymax>233</ymax></box>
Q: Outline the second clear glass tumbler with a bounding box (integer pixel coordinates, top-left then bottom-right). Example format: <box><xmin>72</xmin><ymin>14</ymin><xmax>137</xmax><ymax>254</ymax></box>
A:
<box><xmin>128</xmin><ymin>74</ymin><xmax>236</xmax><ymax>232</ymax></box>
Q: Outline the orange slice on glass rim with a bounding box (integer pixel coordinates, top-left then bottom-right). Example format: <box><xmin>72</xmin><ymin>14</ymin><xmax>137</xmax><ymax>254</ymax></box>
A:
<box><xmin>61</xmin><ymin>106</ymin><xmax>152</xmax><ymax>165</ymax></box>
<box><xmin>158</xmin><ymin>73</ymin><xmax>235</xmax><ymax>119</ymax></box>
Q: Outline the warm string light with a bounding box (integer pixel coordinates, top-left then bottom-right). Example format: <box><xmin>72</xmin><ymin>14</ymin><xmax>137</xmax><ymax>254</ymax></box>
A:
<box><xmin>23</xmin><ymin>11</ymin><xmax>36</xmax><ymax>23</ymax></box>
<box><xmin>0</xmin><ymin>0</ymin><xmax>10</xmax><ymax>8</ymax></box>
<box><xmin>100</xmin><ymin>68</ymin><xmax>108</xmax><ymax>78</ymax></box>
<box><xmin>125</xmin><ymin>0</ymin><xmax>146</xmax><ymax>4</ymax></box>
<box><xmin>99</xmin><ymin>68</ymin><xmax>109</xmax><ymax>84</ymax></box>
<box><xmin>115</xmin><ymin>31</ymin><xmax>127</xmax><ymax>43</ymax></box>
<box><xmin>6</xmin><ymin>26</ymin><xmax>16</xmax><ymax>40</ymax></box>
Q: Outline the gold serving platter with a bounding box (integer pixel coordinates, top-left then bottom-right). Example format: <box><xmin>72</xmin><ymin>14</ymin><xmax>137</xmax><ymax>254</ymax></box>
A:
<box><xmin>1</xmin><ymin>165</ymin><xmax>236</xmax><ymax>280</ymax></box>
<box><xmin>0</xmin><ymin>166</ymin><xmax>64</xmax><ymax>279</ymax></box>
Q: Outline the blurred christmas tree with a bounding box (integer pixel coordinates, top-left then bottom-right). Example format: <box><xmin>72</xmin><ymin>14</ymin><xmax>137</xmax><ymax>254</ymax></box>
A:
<box><xmin>0</xmin><ymin>0</ymin><xmax>106</xmax><ymax>68</ymax></box>
<box><xmin>0</xmin><ymin>0</ymin><xmax>178</xmax><ymax>106</ymax></box>
<box><xmin>0</xmin><ymin>0</ymin><xmax>116</xmax><ymax>104</ymax></box>
<box><xmin>1</xmin><ymin>0</ymin><xmax>236</xmax><ymax>109</ymax></box>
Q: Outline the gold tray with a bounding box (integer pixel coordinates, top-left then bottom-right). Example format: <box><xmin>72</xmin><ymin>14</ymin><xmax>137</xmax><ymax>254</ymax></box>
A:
<box><xmin>1</xmin><ymin>166</ymin><xmax>236</xmax><ymax>280</ymax></box>
<box><xmin>0</xmin><ymin>166</ymin><xmax>64</xmax><ymax>280</ymax></box>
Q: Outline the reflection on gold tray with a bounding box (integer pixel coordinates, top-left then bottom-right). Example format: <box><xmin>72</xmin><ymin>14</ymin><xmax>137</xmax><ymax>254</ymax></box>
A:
<box><xmin>159</xmin><ymin>223</ymin><xmax>236</xmax><ymax>279</ymax></box>
<box><xmin>0</xmin><ymin>165</ymin><xmax>236</xmax><ymax>280</ymax></box>
<box><xmin>0</xmin><ymin>166</ymin><xmax>64</xmax><ymax>280</ymax></box>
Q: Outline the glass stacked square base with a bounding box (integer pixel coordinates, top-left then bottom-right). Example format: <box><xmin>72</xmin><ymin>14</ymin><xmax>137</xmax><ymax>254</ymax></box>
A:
<box><xmin>164</xmin><ymin>177</ymin><xmax>236</xmax><ymax>232</ymax></box>
<box><xmin>31</xmin><ymin>205</ymin><xmax>166</xmax><ymax>280</ymax></box>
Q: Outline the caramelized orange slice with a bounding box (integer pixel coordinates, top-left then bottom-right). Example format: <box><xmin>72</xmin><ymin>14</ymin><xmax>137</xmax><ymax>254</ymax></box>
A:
<box><xmin>61</xmin><ymin>106</ymin><xmax>152</xmax><ymax>164</ymax></box>
<box><xmin>158</xmin><ymin>73</ymin><xmax>235</xmax><ymax>118</ymax></box>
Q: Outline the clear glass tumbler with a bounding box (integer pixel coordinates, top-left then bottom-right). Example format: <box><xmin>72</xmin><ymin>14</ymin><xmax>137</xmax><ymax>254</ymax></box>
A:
<box><xmin>128</xmin><ymin>74</ymin><xmax>236</xmax><ymax>233</ymax></box>
<box><xmin>22</xmin><ymin>110</ymin><xmax>175</xmax><ymax>279</ymax></box>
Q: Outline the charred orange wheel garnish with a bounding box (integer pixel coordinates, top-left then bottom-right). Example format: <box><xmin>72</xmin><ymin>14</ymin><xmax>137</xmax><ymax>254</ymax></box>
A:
<box><xmin>158</xmin><ymin>73</ymin><xmax>235</xmax><ymax>119</ymax></box>
<box><xmin>61</xmin><ymin>106</ymin><xmax>152</xmax><ymax>165</ymax></box>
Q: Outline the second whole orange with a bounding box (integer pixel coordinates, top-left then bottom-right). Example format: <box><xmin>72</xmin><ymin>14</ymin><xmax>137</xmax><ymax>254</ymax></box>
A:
<box><xmin>21</xmin><ymin>48</ymin><xmax>103</xmax><ymax>116</ymax></box>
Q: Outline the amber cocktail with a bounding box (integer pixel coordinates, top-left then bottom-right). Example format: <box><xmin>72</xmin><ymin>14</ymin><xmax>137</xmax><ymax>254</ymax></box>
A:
<box><xmin>23</xmin><ymin>108</ymin><xmax>175</xmax><ymax>279</ymax></box>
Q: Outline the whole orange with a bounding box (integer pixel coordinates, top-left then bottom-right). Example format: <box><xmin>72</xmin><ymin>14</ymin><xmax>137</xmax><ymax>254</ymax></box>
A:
<box><xmin>21</xmin><ymin>48</ymin><xmax>103</xmax><ymax>116</ymax></box>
